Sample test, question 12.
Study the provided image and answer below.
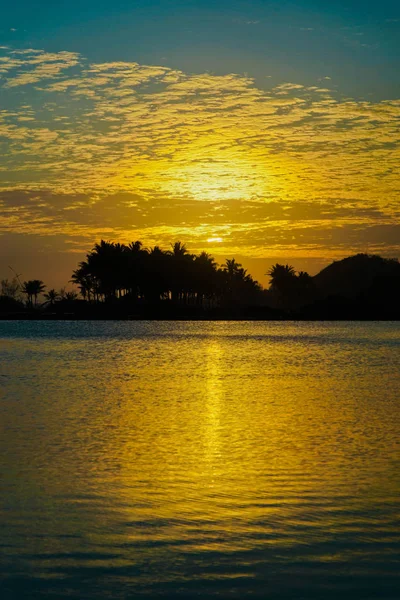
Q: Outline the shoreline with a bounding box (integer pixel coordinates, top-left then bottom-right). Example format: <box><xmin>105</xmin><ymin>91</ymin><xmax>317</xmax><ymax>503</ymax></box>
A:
<box><xmin>1</xmin><ymin>313</ymin><xmax>398</xmax><ymax>322</ymax></box>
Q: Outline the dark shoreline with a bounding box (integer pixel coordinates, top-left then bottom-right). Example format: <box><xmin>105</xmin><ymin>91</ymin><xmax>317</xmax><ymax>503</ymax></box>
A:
<box><xmin>1</xmin><ymin>313</ymin><xmax>398</xmax><ymax>322</ymax></box>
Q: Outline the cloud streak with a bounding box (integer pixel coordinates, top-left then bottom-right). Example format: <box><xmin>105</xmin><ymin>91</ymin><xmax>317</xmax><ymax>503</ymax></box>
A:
<box><xmin>0</xmin><ymin>46</ymin><xmax>399</xmax><ymax>260</ymax></box>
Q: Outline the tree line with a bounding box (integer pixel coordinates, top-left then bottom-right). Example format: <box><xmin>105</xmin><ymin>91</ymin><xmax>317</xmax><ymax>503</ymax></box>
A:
<box><xmin>2</xmin><ymin>242</ymin><xmax>397</xmax><ymax>318</ymax></box>
<box><xmin>0</xmin><ymin>278</ymin><xmax>78</xmax><ymax>308</ymax></box>
<box><xmin>1</xmin><ymin>240</ymin><xmax>314</xmax><ymax>310</ymax></box>
<box><xmin>70</xmin><ymin>240</ymin><xmax>264</xmax><ymax>307</ymax></box>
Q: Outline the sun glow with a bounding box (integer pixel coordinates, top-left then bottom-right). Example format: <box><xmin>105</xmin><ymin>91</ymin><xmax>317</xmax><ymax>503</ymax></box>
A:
<box><xmin>207</xmin><ymin>237</ymin><xmax>223</xmax><ymax>243</ymax></box>
<box><xmin>156</xmin><ymin>152</ymin><xmax>273</xmax><ymax>202</ymax></box>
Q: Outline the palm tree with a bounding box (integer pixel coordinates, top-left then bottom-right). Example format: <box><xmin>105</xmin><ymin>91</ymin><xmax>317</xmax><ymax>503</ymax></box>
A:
<box><xmin>221</xmin><ymin>258</ymin><xmax>259</xmax><ymax>306</ymax></box>
<box><xmin>167</xmin><ymin>242</ymin><xmax>194</xmax><ymax>303</ymax></box>
<box><xmin>297</xmin><ymin>271</ymin><xmax>312</xmax><ymax>282</ymax></box>
<box><xmin>193</xmin><ymin>252</ymin><xmax>218</xmax><ymax>306</ymax></box>
<box><xmin>64</xmin><ymin>291</ymin><xmax>78</xmax><ymax>301</ymax></box>
<box><xmin>267</xmin><ymin>264</ymin><xmax>296</xmax><ymax>287</ymax></box>
<box><xmin>224</xmin><ymin>258</ymin><xmax>242</xmax><ymax>278</ymax></box>
<box><xmin>169</xmin><ymin>241</ymin><xmax>188</xmax><ymax>258</ymax></box>
<box><xmin>267</xmin><ymin>264</ymin><xmax>297</xmax><ymax>310</ymax></box>
<box><xmin>43</xmin><ymin>289</ymin><xmax>60</xmax><ymax>306</ymax></box>
<box><xmin>125</xmin><ymin>240</ymin><xmax>147</xmax><ymax>300</ymax></box>
<box><xmin>86</xmin><ymin>240</ymin><xmax>123</xmax><ymax>300</ymax></box>
<box><xmin>71</xmin><ymin>262</ymin><xmax>98</xmax><ymax>302</ymax></box>
<box><xmin>128</xmin><ymin>241</ymin><xmax>143</xmax><ymax>253</ymax></box>
<box><xmin>22</xmin><ymin>280</ymin><xmax>46</xmax><ymax>307</ymax></box>
<box><xmin>68</xmin><ymin>238</ymin><xmax>267</xmax><ymax>311</ymax></box>
<box><xmin>141</xmin><ymin>246</ymin><xmax>170</xmax><ymax>302</ymax></box>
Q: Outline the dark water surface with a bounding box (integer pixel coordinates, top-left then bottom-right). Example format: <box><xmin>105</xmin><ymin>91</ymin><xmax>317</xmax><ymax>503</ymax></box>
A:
<box><xmin>0</xmin><ymin>321</ymin><xmax>399</xmax><ymax>599</ymax></box>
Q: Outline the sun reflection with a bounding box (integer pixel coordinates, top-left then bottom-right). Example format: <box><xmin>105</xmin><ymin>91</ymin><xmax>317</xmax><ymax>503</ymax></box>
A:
<box><xmin>204</xmin><ymin>338</ymin><xmax>223</xmax><ymax>467</ymax></box>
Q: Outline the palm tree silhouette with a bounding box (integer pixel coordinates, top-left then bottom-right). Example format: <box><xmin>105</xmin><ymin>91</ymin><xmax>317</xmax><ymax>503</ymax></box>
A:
<box><xmin>220</xmin><ymin>258</ymin><xmax>262</xmax><ymax>306</ymax></box>
<box><xmin>224</xmin><ymin>258</ymin><xmax>242</xmax><ymax>277</ymax></box>
<box><xmin>142</xmin><ymin>246</ymin><xmax>170</xmax><ymax>302</ymax></box>
<box><xmin>267</xmin><ymin>264</ymin><xmax>297</xmax><ymax>310</ymax></box>
<box><xmin>64</xmin><ymin>291</ymin><xmax>78</xmax><ymax>301</ymax></box>
<box><xmin>71</xmin><ymin>262</ymin><xmax>98</xmax><ymax>302</ymax></box>
<box><xmin>22</xmin><ymin>280</ymin><xmax>46</xmax><ymax>307</ymax></box>
<box><xmin>169</xmin><ymin>241</ymin><xmax>188</xmax><ymax>258</ymax></box>
<box><xmin>168</xmin><ymin>242</ymin><xmax>193</xmax><ymax>303</ymax></box>
<box><xmin>43</xmin><ymin>288</ymin><xmax>60</xmax><ymax>306</ymax></box>
<box><xmin>267</xmin><ymin>264</ymin><xmax>296</xmax><ymax>287</ymax></box>
<box><xmin>193</xmin><ymin>252</ymin><xmax>218</xmax><ymax>306</ymax></box>
<box><xmin>66</xmin><ymin>239</ymin><xmax>266</xmax><ymax>311</ymax></box>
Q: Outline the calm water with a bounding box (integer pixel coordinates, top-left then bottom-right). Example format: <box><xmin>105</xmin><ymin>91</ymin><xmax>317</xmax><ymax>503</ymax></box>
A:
<box><xmin>0</xmin><ymin>321</ymin><xmax>399</xmax><ymax>599</ymax></box>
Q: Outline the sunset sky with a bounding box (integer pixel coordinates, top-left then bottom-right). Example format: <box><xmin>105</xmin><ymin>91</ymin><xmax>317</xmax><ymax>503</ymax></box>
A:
<box><xmin>1</xmin><ymin>0</ymin><xmax>399</xmax><ymax>287</ymax></box>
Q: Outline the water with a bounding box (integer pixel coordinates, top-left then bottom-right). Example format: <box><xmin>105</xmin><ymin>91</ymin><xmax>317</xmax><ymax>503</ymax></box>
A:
<box><xmin>0</xmin><ymin>320</ymin><xmax>399</xmax><ymax>599</ymax></box>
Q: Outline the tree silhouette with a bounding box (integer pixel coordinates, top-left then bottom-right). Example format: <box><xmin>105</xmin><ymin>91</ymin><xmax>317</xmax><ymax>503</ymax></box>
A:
<box><xmin>22</xmin><ymin>280</ymin><xmax>46</xmax><ymax>307</ymax></box>
<box><xmin>1</xmin><ymin>278</ymin><xmax>20</xmax><ymax>299</ymax></box>
<box><xmin>220</xmin><ymin>258</ymin><xmax>262</xmax><ymax>306</ymax></box>
<box><xmin>71</xmin><ymin>266</ymin><xmax>97</xmax><ymax>302</ymax></box>
<box><xmin>67</xmin><ymin>239</ymin><xmax>267</xmax><ymax>310</ymax></box>
<box><xmin>267</xmin><ymin>264</ymin><xmax>296</xmax><ymax>287</ymax></box>
<box><xmin>267</xmin><ymin>264</ymin><xmax>297</xmax><ymax>310</ymax></box>
<box><xmin>141</xmin><ymin>246</ymin><xmax>170</xmax><ymax>302</ymax></box>
<box><xmin>64</xmin><ymin>291</ymin><xmax>78</xmax><ymax>301</ymax></box>
<box><xmin>296</xmin><ymin>271</ymin><xmax>316</xmax><ymax>306</ymax></box>
<box><xmin>125</xmin><ymin>240</ymin><xmax>146</xmax><ymax>301</ymax></box>
<box><xmin>167</xmin><ymin>241</ymin><xmax>194</xmax><ymax>303</ymax></box>
<box><xmin>43</xmin><ymin>288</ymin><xmax>60</xmax><ymax>306</ymax></box>
<box><xmin>6</xmin><ymin>245</ymin><xmax>398</xmax><ymax>319</ymax></box>
<box><xmin>193</xmin><ymin>252</ymin><xmax>219</xmax><ymax>306</ymax></box>
<box><xmin>169</xmin><ymin>241</ymin><xmax>188</xmax><ymax>258</ymax></box>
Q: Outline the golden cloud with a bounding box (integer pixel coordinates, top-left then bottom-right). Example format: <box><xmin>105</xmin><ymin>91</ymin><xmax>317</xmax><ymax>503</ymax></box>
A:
<box><xmin>0</xmin><ymin>46</ymin><xmax>399</xmax><ymax>259</ymax></box>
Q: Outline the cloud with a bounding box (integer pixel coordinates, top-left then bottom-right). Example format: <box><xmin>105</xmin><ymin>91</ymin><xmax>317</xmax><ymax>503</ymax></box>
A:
<box><xmin>232</xmin><ymin>19</ymin><xmax>260</xmax><ymax>26</ymax></box>
<box><xmin>0</xmin><ymin>46</ymin><xmax>399</xmax><ymax>260</ymax></box>
<box><xmin>2</xmin><ymin>49</ymin><xmax>80</xmax><ymax>87</ymax></box>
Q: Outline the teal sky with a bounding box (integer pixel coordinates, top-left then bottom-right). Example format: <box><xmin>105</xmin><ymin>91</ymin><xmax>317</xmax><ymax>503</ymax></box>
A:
<box><xmin>0</xmin><ymin>1</ymin><xmax>399</xmax><ymax>288</ymax></box>
<box><xmin>2</xmin><ymin>1</ymin><xmax>399</xmax><ymax>98</ymax></box>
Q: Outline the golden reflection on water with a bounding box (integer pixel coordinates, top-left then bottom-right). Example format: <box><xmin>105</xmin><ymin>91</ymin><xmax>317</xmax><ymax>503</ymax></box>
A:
<box><xmin>0</xmin><ymin>321</ymin><xmax>400</xmax><ymax>598</ymax></box>
<box><xmin>205</xmin><ymin>339</ymin><xmax>223</xmax><ymax>468</ymax></box>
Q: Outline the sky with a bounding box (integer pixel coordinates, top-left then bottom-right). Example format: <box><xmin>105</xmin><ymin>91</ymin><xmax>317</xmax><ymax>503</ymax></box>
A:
<box><xmin>1</xmin><ymin>0</ymin><xmax>399</xmax><ymax>288</ymax></box>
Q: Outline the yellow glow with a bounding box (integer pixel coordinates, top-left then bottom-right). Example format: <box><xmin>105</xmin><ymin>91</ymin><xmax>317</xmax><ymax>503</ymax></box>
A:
<box><xmin>12</xmin><ymin>323</ymin><xmax>395</xmax><ymax>561</ymax></box>
<box><xmin>2</xmin><ymin>46</ymin><xmax>399</xmax><ymax>260</ymax></box>
<box><xmin>163</xmin><ymin>159</ymin><xmax>266</xmax><ymax>202</ymax></box>
<box><xmin>204</xmin><ymin>339</ymin><xmax>223</xmax><ymax>465</ymax></box>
